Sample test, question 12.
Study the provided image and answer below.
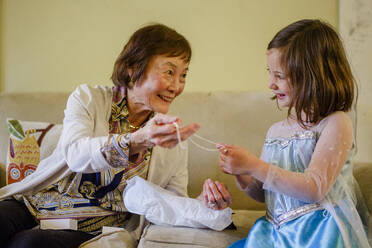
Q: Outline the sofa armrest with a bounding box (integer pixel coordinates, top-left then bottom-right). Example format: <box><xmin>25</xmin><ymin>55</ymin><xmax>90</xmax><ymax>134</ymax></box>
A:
<box><xmin>353</xmin><ymin>162</ymin><xmax>372</xmax><ymax>213</ymax></box>
<box><xmin>0</xmin><ymin>162</ymin><xmax>5</xmax><ymax>187</ymax></box>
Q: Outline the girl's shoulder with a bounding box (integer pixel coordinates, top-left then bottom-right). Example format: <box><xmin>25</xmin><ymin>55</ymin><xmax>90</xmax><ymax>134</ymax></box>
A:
<box><xmin>267</xmin><ymin>120</ymin><xmax>284</xmax><ymax>132</ymax></box>
<box><xmin>315</xmin><ymin>111</ymin><xmax>352</xmax><ymax>133</ymax></box>
<box><xmin>323</xmin><ymin>111</ymin><xmax>351</xmax><ymax>123</ymax></box>
<box><xmin>266</xmin><ymin>120</ymin><xmax>287</xmax><ymax>138</ymax></box>
<box><xmin>266</xmin><ymin>111</ymin><xmax>352</xmax><ymax>139</ymax></box>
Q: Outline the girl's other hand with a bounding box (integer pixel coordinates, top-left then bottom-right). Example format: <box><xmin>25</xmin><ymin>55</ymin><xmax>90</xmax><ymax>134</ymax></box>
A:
<box><xmin>198</xmin><ymin>178</ymin><xmax>232</xmax><ymax>210</ymax></box>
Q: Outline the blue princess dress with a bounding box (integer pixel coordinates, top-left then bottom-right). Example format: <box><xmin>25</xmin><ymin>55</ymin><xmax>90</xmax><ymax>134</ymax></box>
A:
<box><xmin>229</xmin><ymin>119</ymin><xmax>370</xmax><ymax>248</ymax></box>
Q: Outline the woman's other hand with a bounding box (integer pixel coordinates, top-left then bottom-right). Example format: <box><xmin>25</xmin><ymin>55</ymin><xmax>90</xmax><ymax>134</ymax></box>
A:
<box><xmin>197</xmin><ymin>178</ymin><xmax>232</xmax><ymax>210</ymax></box>
<box><xmin>130</xmin><ymin>113</ymin><xmax>199</xmax><ymax>154</ymax></box>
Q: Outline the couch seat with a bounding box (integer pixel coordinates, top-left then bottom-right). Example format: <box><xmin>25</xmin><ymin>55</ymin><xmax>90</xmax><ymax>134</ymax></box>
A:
<box><xmin>138</xmin><ymin>210</ymin><xmax>265</xmax><ymax>248</ymax></box>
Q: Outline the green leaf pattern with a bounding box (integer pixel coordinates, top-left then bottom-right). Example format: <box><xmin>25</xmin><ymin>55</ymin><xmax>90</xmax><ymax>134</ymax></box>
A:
<box><xmin>7</xmin><ymin>119</ymin><xmax>25</xmax><ymax>141</ymax></box>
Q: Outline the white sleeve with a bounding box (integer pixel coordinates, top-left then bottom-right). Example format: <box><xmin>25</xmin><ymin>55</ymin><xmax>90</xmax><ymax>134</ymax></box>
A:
<box><xmin>60</xmin><ymin>85</ymin><xmax>112</xmax><ymax>173</ymax></box>
<box><xmin>262</xmin><ymin>112</ymin><xmax>354</xmax><ymax>203</ymax></box>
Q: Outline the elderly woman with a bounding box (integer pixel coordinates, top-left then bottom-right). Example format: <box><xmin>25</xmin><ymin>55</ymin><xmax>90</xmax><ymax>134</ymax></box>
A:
<box><xmin>0</xmin><ymin>24</ymin><xmax>232</xmax><ymax>248</ymax></box>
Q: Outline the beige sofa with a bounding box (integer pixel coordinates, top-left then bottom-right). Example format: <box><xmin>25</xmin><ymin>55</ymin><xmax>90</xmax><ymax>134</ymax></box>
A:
<box><xmin>0</xmin><ymin>91</ymin><xmax>371</xmax><ymax>247</ymax></box>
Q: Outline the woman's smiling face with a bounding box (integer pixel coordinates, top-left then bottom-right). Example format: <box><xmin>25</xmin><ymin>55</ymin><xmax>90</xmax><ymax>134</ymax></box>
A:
<box><xmin>129</xmin><ymin>55</ymin><xmax>189</xmax><ymax>114</ymax></box>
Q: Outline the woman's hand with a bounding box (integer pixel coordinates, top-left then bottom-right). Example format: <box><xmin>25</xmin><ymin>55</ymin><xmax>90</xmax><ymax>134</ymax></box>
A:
<box><xmin>130</xmin><ymin>113</ymin><xmax>199</xmax><ymax>154</ymax></box>
<box><xmin>197</xmin><ymin>178</ymin><xmax>232</xmax><ymax>210</ymax></box>
<box><xmin>217</xmin><ymin>143</ymin><xmax>262</xmax><ymax>175</ymax></box>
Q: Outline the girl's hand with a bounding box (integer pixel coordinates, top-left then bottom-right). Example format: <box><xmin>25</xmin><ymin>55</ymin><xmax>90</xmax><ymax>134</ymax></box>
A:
<box><xmin>217</xmin><ymin>143</ymin><xmax>261</xmax><ymax>175</ymax></box>
<box><xmin>197</xmin><ymin>178</ymin><xmax>232</xmax><ymax>210</ymax></box>
<box><xmin>130</xmin><ymin>113</ymin><xmax>199</xmax><ymax>154</ymax></box>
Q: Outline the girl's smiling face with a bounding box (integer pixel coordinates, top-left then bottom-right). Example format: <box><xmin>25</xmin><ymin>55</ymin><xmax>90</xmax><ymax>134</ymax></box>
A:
<box><xmin>128</xmin><ymin>55</ymin><xmax>189</xmax><ymax>114</ymax></box>
<box><xmin>266</xmin><ymin>48</ymin><xmax>292</xmax><ymax>108</ymax></box>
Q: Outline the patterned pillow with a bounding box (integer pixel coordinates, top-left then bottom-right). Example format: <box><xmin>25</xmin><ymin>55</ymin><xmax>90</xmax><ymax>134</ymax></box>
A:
<box><xmin>6</xmin><ymin>119</ymin><xmax>62</xmax><ymax>184</ymax></box>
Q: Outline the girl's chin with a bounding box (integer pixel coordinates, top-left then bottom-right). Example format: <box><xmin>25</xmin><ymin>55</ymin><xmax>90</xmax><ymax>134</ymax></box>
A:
<box><xmin>278</xmin><ymin>101</ymin><xmax>290</xmax><ymax>108</ymax></box>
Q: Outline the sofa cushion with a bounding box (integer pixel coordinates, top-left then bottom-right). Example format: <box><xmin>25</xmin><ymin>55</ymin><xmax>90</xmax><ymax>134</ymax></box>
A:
<box><xmin>138</xmin><ymin>225</ymin><xmax>249</xmax><ymax>248</ymax></box>
<box><xmin>230</xmin><ymin>209</ymin><xmax>265</xmax><ymax>230</ymax></box>
<box><xmin>6</xmin><ymin>119</ymin><xmax>62</xmax><ymax>184</ymax></box>
<box><xmin>137</xmin><ymin>210</ymin><xmax>265</xmax><ymax>248</ymax></box>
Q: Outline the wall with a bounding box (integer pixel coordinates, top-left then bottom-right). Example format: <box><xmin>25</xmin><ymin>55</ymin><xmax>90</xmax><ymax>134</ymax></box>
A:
<box><xmin>0</xmin><ymin>1</ymin><xmax>370</xmax><ymax>162</ymax></box>
<box><xmin>340</xmin><ymin>0</ymin><xmax>372</xmax><ymax>163</ymax></box>
<box><xmin>0</xmin><ymin>0</ymin><xmax>4</xmax><ymax>92</ymax></box>
<box><xmin>0</xmin><ymin>0</ymin><xmax>338</xmax><ymax>93</ymax></box>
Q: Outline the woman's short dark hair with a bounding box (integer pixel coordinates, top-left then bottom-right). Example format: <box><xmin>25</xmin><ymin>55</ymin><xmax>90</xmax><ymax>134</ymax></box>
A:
<box><xmin>111</xmin><ymin>23</ymin><xmax>192</xmax><ymax>88</ymax></box>
<box><xmin>268</xmin><ymin>19</ymin><xmax>356</xmax><ymax>127</ymax></box>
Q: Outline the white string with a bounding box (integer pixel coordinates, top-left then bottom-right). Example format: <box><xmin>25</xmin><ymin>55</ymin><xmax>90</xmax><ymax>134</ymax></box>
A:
<box><xmin>173</xmin><ymin>122</ymin><xmax>219</xmax><ymax>152</ymax></box>
<box><xmin>189</xmin><ymin>138</ymin><xmax>219</xmax><ymax>152</ymax></box>
<box><xmin>192</xmin><ymin>134</ymin><xmax>218</xmax><ymax>145</ymax></box>
<box><xmin>173</xmin><ymin>122</ymin><xmax>186</xmax><ymax>149</ymax></box>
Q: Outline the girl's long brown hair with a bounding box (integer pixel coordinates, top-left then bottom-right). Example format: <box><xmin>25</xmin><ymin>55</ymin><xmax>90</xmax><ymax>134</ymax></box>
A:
<box><xmin>268</xmin><ymin>19</ymin><xmax>356</xmax><ymax>128</ymax></box>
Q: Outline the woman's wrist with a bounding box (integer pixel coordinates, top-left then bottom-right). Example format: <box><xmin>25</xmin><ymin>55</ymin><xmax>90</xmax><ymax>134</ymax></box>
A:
<box><xmin>129</xmin><ymin>130</ymin><xmax>152</xmax><ymax>155</ymax></box>
<box><xmin>118</xmin><ymin>133</ymin><xmax>131</xmax><ymax>149</ymax></box>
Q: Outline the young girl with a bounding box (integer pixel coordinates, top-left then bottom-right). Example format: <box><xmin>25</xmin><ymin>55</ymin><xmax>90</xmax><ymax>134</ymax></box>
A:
<box><xmin>218</xmin><ymin>19</ymin><xmax>371</xmax><ymax>248</ymax></box>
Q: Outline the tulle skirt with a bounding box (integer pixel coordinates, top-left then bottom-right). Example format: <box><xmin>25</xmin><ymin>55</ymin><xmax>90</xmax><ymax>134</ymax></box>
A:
<box><xmin>228</xmin><ymin>209</ymin><xmax>356</xmax><ymax>248</ymax></box>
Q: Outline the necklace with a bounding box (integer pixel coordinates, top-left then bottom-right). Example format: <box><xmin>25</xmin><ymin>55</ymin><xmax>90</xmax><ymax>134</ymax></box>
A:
<box><xmin>129</xmin><ymin>123</ymin><xmax>141</xmax><ymax>130</ymax></box>
<box><xmin>173</xmin><ymin>122</ymin><xmax>219</xmax><ymax>152</ymax></box>
<box><xmin>128</xmin><ymin>112</ymin><xmax>153</xmax><ymax>131</ymax></box>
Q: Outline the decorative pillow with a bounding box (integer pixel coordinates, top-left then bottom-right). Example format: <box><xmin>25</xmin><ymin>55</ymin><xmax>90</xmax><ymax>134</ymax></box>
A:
<box><xmin>6</xmin><ymin>119</ymin><xmax>63</xmax><ymax>184</ymax></box>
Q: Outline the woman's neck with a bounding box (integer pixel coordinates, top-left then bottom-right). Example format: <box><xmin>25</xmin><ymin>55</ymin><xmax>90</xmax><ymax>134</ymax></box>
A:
<box><xmin>126</xmin><ymin>93</ymin><xmax>152</xmax><ymax>128</ymax></box>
